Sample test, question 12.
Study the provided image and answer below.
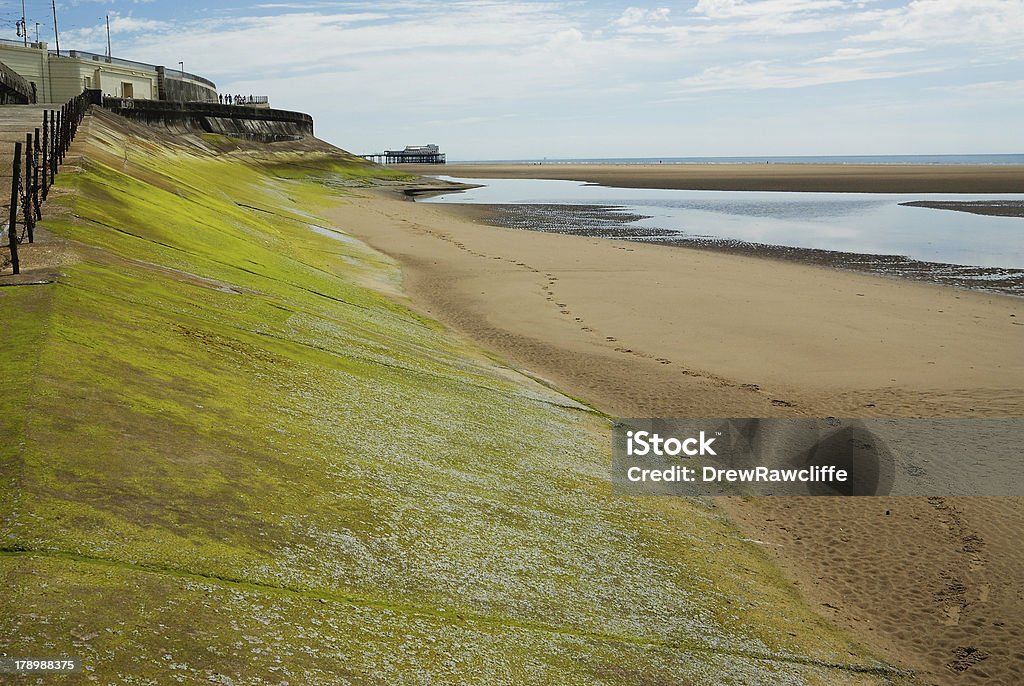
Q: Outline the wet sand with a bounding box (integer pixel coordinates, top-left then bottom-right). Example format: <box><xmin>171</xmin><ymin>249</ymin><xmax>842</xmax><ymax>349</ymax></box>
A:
<box><xmin>406</xmin><ymin>162</ymin><xmax>1024</xmax><ymax>194</ymax></box>
<box><xmin>453</xmin><ymin>202</ymin><xmax>1024</xmax><ymax>297</ymax></box>
<box><xmin>329</xmin><ymin>179</ymin><xmax>1024</xmax><ymax>685</ymax></box>
<box><xmin>900</xmin><ymin>199</ymin><xmax>1024</xmax><ymax>217</ymax></box>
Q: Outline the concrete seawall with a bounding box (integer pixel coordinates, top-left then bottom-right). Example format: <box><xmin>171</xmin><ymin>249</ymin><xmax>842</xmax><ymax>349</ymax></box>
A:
<box><xmin>101</xmin><ymin>97</ymin><xmax>314</xmax><ymax>141</ymax></box>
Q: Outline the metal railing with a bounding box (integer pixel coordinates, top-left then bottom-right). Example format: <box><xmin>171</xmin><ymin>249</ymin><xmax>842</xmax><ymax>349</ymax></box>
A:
<box><xmin>59</xmin><ymin>49</ymin><xmax>156</xmax><ymax>73</ymax></box>
<box><xmin>222</xmin><ymin>95</ymin><xmax>269</xmax><ymax>105</ymax></box>
<box><xmin>4</xmin><ymin>90</ymin><xmax>98</xmax><ymax>274</ymax></box>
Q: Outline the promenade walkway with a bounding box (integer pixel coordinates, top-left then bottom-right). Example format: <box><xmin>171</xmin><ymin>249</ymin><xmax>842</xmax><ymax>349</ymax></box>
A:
<box><xmin>0</xmin><ymin>105</ymin><xmax>51</xmax><ymax>215</ymax></box>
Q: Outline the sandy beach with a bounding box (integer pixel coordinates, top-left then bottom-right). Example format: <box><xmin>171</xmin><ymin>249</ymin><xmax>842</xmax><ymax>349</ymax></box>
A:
<box><xmin>331</xmin><ymin>171</ymin><xmax>1024</xmax><ymax>685</ymax></box>
<box><xmin>407</xmin><ymin>162</ymin><xmax>1024</xmax><ymax>194</ymax></box>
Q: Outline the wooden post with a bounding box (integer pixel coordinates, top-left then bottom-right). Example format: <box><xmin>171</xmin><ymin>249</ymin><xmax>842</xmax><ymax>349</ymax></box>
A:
<box><xmin>41</xmin><ymin>112</ymin><xmax>48</xmax><ymax>198</ymax></box>
<box><xmin>8</xmin><ymin>142</ymin><xmax>22</xmax><ymax>274</ymax></box>
<box><xmin>32</xmin><ymin>128</ymin><xmax>41</xmax><ymax>221</ymax></box>
<box><xmin>24</xmin><ymin>134</ymin><xmax>34</xmax><ymax>243</ymax></box>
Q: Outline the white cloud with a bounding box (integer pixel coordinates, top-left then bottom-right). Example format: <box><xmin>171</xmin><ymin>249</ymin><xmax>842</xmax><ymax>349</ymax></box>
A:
<box><xmin>64</xmin><ymin>13</ymin><xmax>168</xmax><ymax>43</ymax></box>
<box><xmin>674</xmin><ymin>59</ymin><xmax>937</xmax><ymax>92</ymax></box>
<box><xmin>936</xmin><ymin>79</ymin><xmax>1024</xmax><ymax>97</ymax></box>
<box><xmin>108</xmin><ymin>15</ymin><xmax>167</xmax><ymax>34</ymax></box>
<box><xmin>613</xmin><ymin>7</ymin><xmax>671</xmax><ymax>28</ymax></box>
<box><xmin>690</xmin><ymin>0</ymin><xmax>846</xmax><ymax>20</ymax></box>
<box><xmin>810</xmin><ymin>46</ymin><xmax>923</xmax><ymax>63</ymax></box>
<box><xmin>624</xmin><ymin>0</ymin><xmax>882</xmax><ymax>42</ymax></box>
<box><xmin>851</xmin><ymin>0</ymin><xmax>1024</xmax><ymax>46</ymax></box>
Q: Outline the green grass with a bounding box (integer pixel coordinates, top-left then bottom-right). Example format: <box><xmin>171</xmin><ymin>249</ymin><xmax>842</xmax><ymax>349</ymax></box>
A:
<box><xmin>0</xmin><ymin>115</ymin><xmax>911</xmax><ymax>684</ymax></box>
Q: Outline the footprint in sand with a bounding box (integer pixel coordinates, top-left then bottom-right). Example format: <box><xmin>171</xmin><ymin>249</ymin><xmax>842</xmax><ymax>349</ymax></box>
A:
<box><xmin>606</xmin><ymin>336</ymin><xmax>617</xmax><ymax>341</ymax></box>
<box><xmin>946</xmin><ymin>646</ymin><xmax>991</xmax><ymax>673</ymax></box>
<box><xmin>943</xmin><ymin>605</ymin><xmax>962</xmax><ymax>626</ymax></box>
<box><xmin>935</xmin><ymin>576</ymin><xmax>967</xmax><ymax>626</ymax></box>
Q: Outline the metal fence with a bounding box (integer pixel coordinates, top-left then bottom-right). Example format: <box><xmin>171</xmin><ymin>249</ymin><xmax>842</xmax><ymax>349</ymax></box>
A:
<box><xmin>4</xmin><ymin>90</ymin><xmax>98</xmax><ymax>274</ymax></box>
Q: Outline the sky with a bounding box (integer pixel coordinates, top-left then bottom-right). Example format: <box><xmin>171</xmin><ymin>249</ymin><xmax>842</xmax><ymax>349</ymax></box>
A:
<box><xmin>4</xmin><ymin>0</ymin><xmax>1024</xmax><ymax>159</ymax></box>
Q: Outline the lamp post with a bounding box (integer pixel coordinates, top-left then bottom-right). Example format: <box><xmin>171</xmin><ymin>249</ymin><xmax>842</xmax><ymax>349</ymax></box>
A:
<box><xmin>51</xmin><ymin>0</ymin><xmax>60</xmax><ymax>56</ymax></box>
<box><xmin>178</xmin><ymin>61</ymin><xmax>184</xmax><ymax>77</ymax></box>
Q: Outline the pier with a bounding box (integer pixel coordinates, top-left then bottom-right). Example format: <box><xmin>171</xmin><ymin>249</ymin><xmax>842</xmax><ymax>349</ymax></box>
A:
<box><xmin>363</xmin><ymin>144</ymin><xmax>445</xmax><ymax>164</ymax></box>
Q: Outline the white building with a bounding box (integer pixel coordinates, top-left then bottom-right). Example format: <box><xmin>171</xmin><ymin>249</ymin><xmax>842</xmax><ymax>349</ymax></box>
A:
<box><xmin>0</xmin><ymin>39</ymin><xmax>217</xmax><ymax>104</ymax></box>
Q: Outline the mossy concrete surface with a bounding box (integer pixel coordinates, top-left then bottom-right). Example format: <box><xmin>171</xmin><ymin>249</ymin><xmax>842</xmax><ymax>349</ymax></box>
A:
<box><xmin>0</xmin><ymin>112</ymin><xmax>911</xmax><ymax>684</ymax></box>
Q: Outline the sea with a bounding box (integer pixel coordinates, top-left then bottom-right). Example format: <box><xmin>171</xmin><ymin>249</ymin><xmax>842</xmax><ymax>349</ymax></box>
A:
<box><xmin>451</xmin><ymin>154</ymin><xmax>1024</xmax><ymax>166</ymax></box>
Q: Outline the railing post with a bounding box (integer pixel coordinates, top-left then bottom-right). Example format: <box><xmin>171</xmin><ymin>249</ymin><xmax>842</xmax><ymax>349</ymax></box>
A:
<box><xmin>50</xmin><ymin>110</ymin><xmax>57</xmax><ymax>179</ymax></box>
<box><xmin>58</xmin><ymin>105</ymin><xmax>65</xmax><ymax>162</ymax></box>
<box><xmin>32</xmin><ymin>128</ymin><xmax>41</xmax><ymax>222</ymax></box>
<box><xmin>57</xmin><ymin>106</ymin><xmax>62</xmax><ymax>161</ymax></box>
<box><xmin>24</xmin><ymin>134</ymin><xmax>34</xmax><ymax>243</ymax></box>
<box><xmin>53</xmin><ymin>110</ymin><xmax>61</xmax><ymax>172</ymax></box>
<box><xmin>8</xmin><ymin>142</ymin><xmax>22</xmax><ymax>274</ymax></box>
<box><xmin>41</xmin><ymin>112</ymin><xmax>48</xmax><ymax>198</ymax></box>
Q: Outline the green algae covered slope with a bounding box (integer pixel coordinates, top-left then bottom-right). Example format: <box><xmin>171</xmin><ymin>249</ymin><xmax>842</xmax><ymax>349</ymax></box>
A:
<box><xmin>0</xmin><ymin>112</ymin><xmax>909</xmax><ymax>685</ymax></box>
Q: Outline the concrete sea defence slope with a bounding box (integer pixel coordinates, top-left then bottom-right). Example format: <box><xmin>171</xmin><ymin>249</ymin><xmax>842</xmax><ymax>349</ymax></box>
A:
<box><xmin>1</xmin><ymin>110</ymin><xmax>907</xmax><ymax>684</ymax></box>
<box><xmin>101</xmin><ymin>98</ymin><xmax>315</xmax><ymax>143</ymax></box>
